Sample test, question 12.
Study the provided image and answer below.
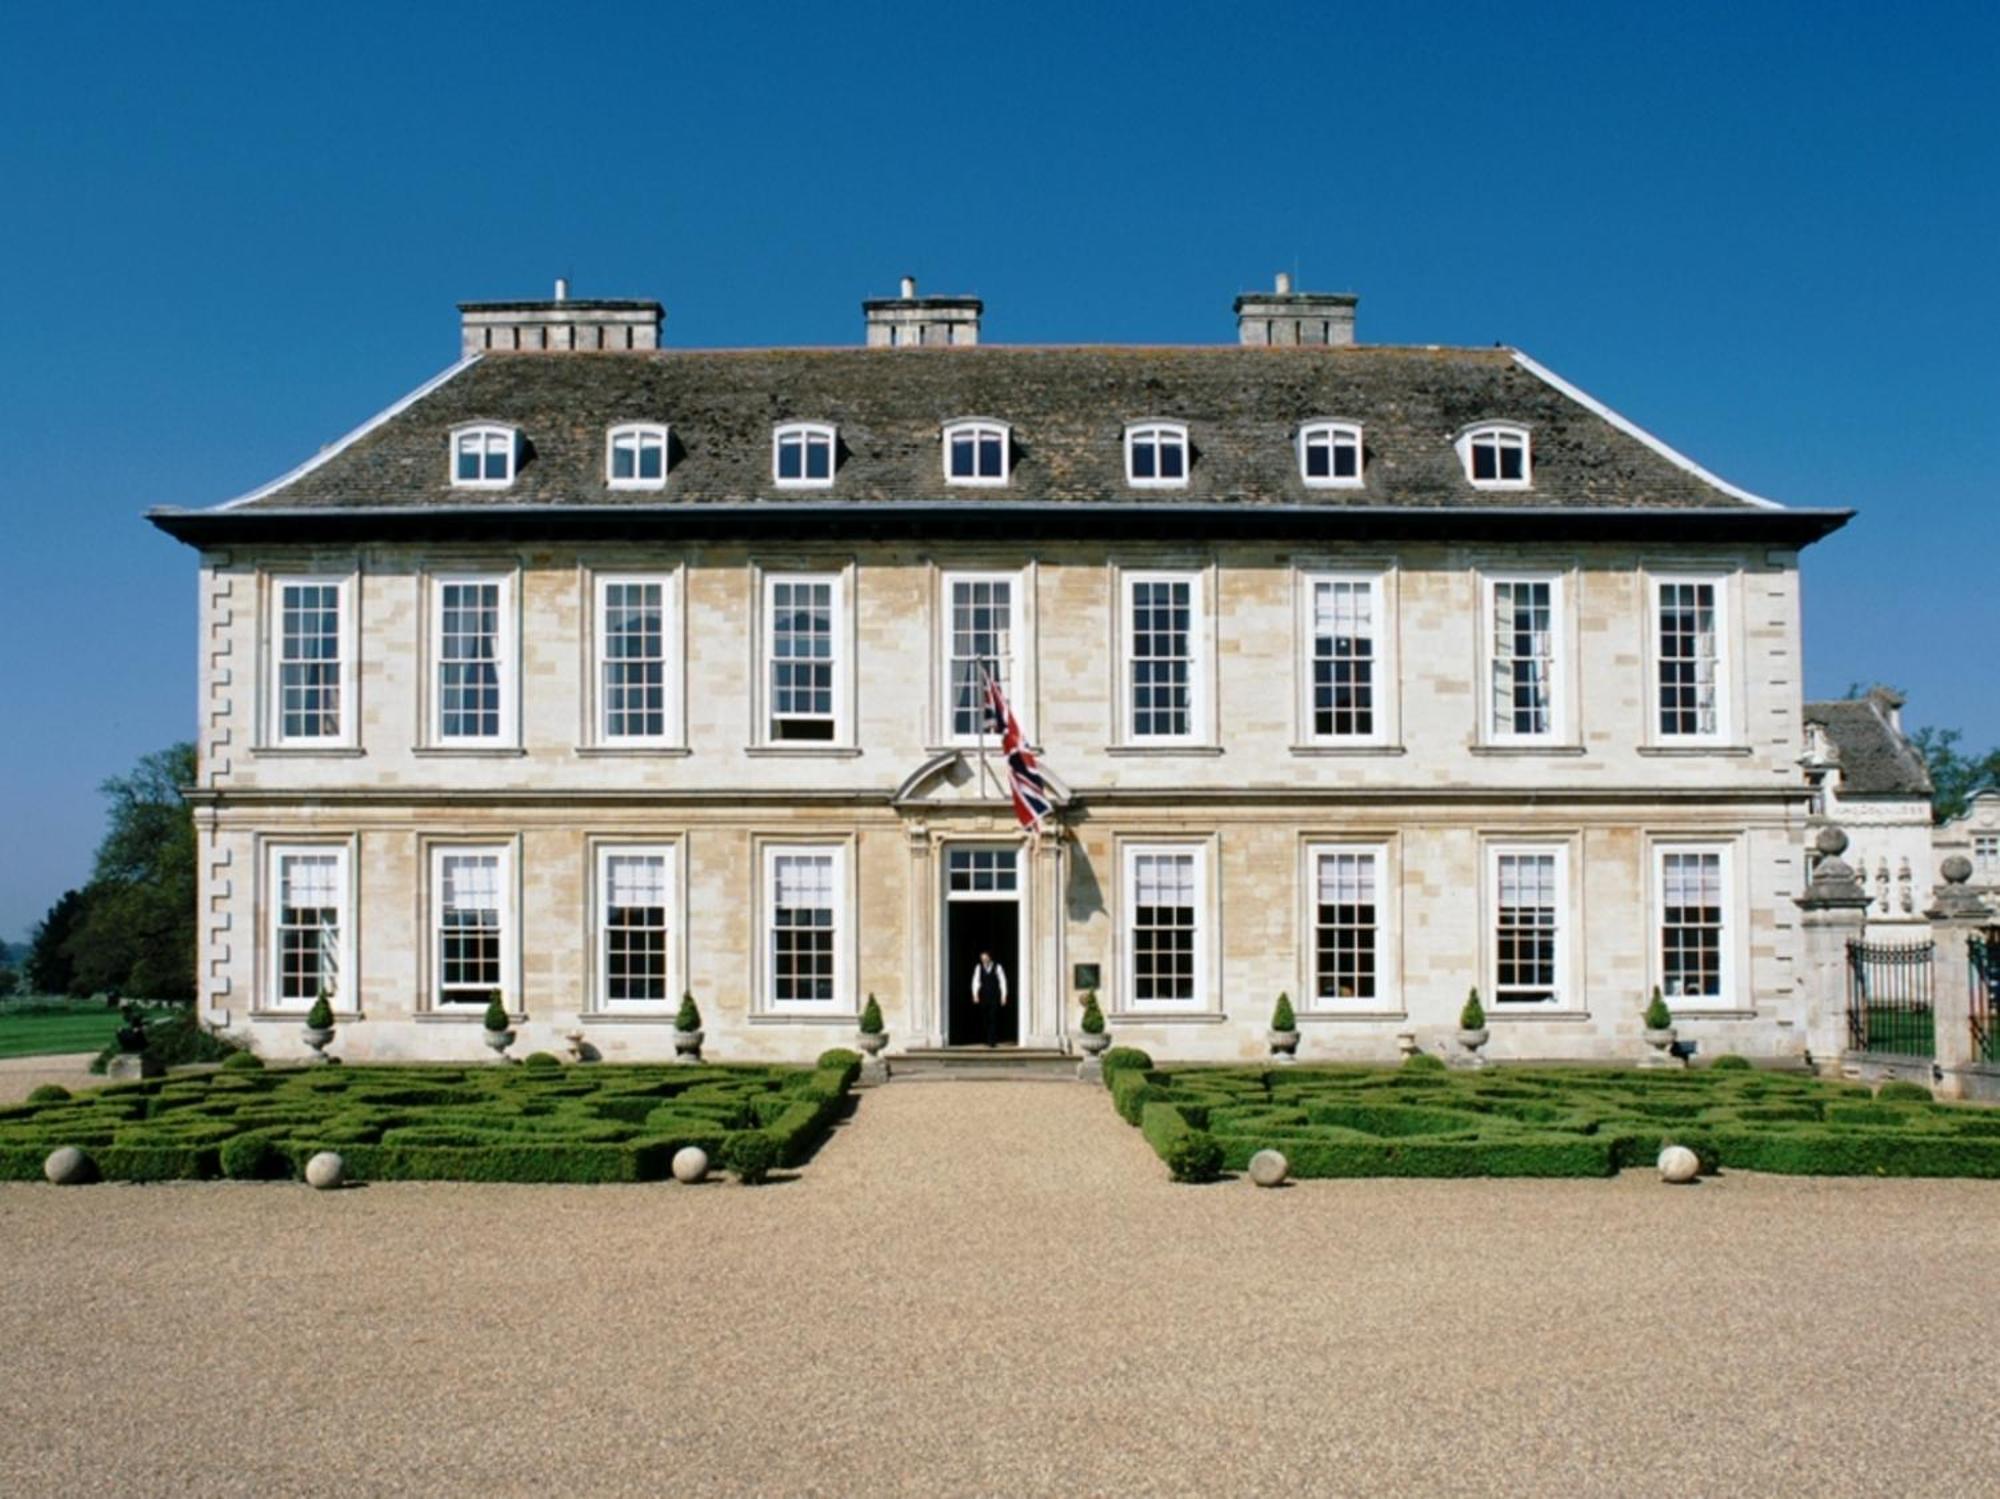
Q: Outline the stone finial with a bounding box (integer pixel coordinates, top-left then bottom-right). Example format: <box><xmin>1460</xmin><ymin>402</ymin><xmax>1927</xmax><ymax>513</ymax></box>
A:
<box><xmin>1797</xmin><ymin>825</ymin><xmax>1869</xmax><ymax>910</ymax></box>
<box><xmin>1929</xmin><ymin>854</ymin><xmax>1994</xmax><ymax>921</ymax></box>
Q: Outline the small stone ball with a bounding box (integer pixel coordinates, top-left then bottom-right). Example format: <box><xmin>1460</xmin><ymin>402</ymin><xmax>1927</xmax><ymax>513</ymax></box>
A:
<box><xmin>671</xmin><ymin>1146</ymin><xmax>709</xmax><ymax>1184</ymax></box>
<box><xmin>1658</xmin><ymin>1145</ymin><xmax>1701</xmax><ymax>1184</ymax></box>
<box><xmin>1247</xmin><ymin>1149</ymin><xmax>1290</xmax><ymax>1188</ymax></box>
<box><xmin>1815</xmin><ymin>826</ymin><xmax>1849</xmax><ymax>857</ymax></box>
<box><xmin>43</xmin><ymin>1146</ymin><xmax>91</xmax><ymax>1186</ymax></box>
<box><xmin>304</xmin><ymin>1151</ymin><xmax>347</xmax><ymax>1190</ymax></box>
<box><xmin>1941</xmin><ymin>854</ymin><xmax>1974</xmax><ymax>885</ymax></box>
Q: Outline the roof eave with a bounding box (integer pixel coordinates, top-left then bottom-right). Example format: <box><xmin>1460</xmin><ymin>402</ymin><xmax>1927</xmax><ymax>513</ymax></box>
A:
<box><xmin>148</xmin><ymin>500</ymin><xmax>1854</xmax><ymax>550</ymax></box>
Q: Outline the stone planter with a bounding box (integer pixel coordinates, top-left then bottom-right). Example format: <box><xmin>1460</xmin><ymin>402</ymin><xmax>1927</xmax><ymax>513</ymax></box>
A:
<box><xmin>1456</xmin><ymin>1026</ymin><xmax>1490</xmax><ymax>1069</ymax></box>
<box><xmin>1640</xmin><ymin>1025</ymin><xmax>1678</xmax><ymax>1069</ymax></box>
<box><xmin>483</xmin><ymin>1026</ymin><xmax>516</xmax><ymax>1062</ymax></box>
<box><xmin>1268</xmin><ymin>1028</ymin><xmax>1301</xmax><ymax>1064</ymax></box>
<box><xmin>1077</xmin><ymin>1028</ymin><xmax>1110</xmax><ymax>1083</ymax></box>
<box><xmin>856</xmin><ymin>1028</ymin><xmax>889</xmax><ymax>1086</ymax></box>
<box><xmin>672</xmin><ymin>1026</ymin><xmax>704</xmax><ymax>1065</ymax></box>
<box><xmin>302</xmin><ymin>1025</ymin><xmax>336</xmax><ymax>1065</ymax></box>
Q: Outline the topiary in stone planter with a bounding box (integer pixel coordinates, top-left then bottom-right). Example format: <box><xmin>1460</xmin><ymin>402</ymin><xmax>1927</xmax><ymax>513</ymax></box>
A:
<box><xmin>673</xmin><ymin>992</ymin><xmax>704</xmax><ymax>1065</ymax></box>
<box><xmin>855</xmin><ymin>993</ymin><xmax>887</xmax><ymax>1056</ymax></box>
<box><xmin>302</xmin><ymin>992</ymin><xmax>337</xmax><ymax>1065</ymax></box>
<box><xmin>1076</xmin><ymin>990</ymin><xmax>1111</xmax><ymax>1080</ymax></box>
<box><xmin>1269</xmin><ymin>992</ymin><xmax>1300</xmax><ymax>1063</ymax></box>
<box><xmin>1457</xmin><ymin>987</ymin><xmax>1490</xmax><ymax>1069</ymax></box>
<box><xmin>1640</xmin><ymin>986</ymin><xmax>1678</xmax><ymax>1069</ymax></box>
<box><xmin>482</xmin><ymin>995</ymin><xmax>516</xmax><ymax>1062</ymax></box>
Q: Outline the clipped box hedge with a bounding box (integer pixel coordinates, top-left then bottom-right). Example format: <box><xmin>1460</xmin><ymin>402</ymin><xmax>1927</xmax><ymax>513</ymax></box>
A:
<box><xmin>1110</xmin><ymin>1063</ymin><xmax>2000</xmax><ymax>1180</ymax></box>
<box><xmin>0</xmin><ymin>1059</ymin><xmax>857</xmax><ymax>1185</ymax></box>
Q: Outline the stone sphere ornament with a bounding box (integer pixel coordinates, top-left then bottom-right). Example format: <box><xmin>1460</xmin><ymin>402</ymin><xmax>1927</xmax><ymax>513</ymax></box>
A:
<box><xmin>671</xmin><ymin>1146</ymin><xmax>710</xmax><ymax>1184</ymax></box>
<box><xmin>43</xmin><ymin>1146</ymin><xmax>91</xmax><ymax>1185</ymax></box>
<box><xmin>1247</xmin><ymin>1149</ymin><xmax>1290</xmax><ymax>1187</ymax></box>
<box><xmin>304</xmin><ymin>1151</ymin><xmax>347</xmax><ymax>1190</ymax></box>
<box><xmin>1657</xmin><ymin>1145</ymin><xmax>1701</xmax><ymax>1184</ymax></box>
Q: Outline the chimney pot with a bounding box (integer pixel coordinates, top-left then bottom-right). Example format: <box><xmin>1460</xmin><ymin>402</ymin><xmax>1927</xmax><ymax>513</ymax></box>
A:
<box><xmin>1275</xmin><ymin>271</ymin><xmax>1293</xmax><ymax>294</ymax></box>
<box><xmin>900</xmin><ymin>275</ymin><xmax>917</xmax><ymax>299</ymax></box>
<box><xmin>554</xmin><ymin>277</ymin><xmax>569</xmax><ymax>302</ymax></box>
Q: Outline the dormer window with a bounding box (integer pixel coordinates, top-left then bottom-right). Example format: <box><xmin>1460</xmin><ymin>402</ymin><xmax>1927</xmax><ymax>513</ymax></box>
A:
<box><xmin>1459</xmin><ymin>424</ymin><xmax>1530</xmax><ymax>488</ymax></box>
<box><xmin>943</xmin><ymin>419</ymin><xmax>1009</xmax><ymax>485</ymax></box>
<box><xmin>606</xmin><ymin>424</ymin><xmax>669</xmax><ymax>489</ymax></box>
<box><xmin>452</xmin><ymin>425</ymin><xmax>518</xmax><ymax>488</ymax></box>
<box><xmin>774</xmin><ymin>423</ymin><xmax>836</xmax><ymax>487</ymax></box>
<box><xmin>1299</xmin><ymin>422</ymin><xmax>1363</xmax><ymax>487</ymax></box>
<box><xmin>1126</xmin><ymin>422</ymin><xmax>1189</xmax><ymax>487</ymax></box>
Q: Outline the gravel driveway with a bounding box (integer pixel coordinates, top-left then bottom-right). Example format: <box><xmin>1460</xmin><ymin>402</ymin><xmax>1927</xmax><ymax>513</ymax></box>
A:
<box><xmin>2</xmin><ymin>1079</ymin><xmax>1997</xmax><ymax>1497</ymax></box>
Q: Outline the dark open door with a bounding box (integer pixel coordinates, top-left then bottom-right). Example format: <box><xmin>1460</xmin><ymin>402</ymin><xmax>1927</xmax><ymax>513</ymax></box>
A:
<box><xmin>946</xmin><ymin>900</ymin><xmax>1020</xmax><ymax>1046</ymax></box>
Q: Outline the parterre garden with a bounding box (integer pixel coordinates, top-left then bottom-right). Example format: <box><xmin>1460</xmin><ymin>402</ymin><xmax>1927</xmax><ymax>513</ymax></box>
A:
<box><xmin>1101</xmin><ymin>1050</ymin><xmax>2000</xmax><ymax>1180</ymax></box>
<box><xmin>0</xmin><ymin>1050</ymin><xmax>860</xmax><ymax>1184</ymax></box>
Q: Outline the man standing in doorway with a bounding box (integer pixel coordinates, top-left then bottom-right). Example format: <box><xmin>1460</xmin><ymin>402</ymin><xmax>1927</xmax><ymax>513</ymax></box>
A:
<box><xmin>970</xmin><ymin>947</ymin><xmax>1009</xmax><ymax>1047</ymax></box>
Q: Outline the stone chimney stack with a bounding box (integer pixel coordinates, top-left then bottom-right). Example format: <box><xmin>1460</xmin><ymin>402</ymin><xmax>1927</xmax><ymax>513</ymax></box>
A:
<box><xmin>1233</xmin><ymin>272</ymin><xmax>1358</xmax><ymax>347</ymax></box>
<box><xmin>459</xmin><ymin>280</ymin><xmax>663</xmax><ymax>355</ymax></box>
<box><xmin>862</xmin><ymin>275</ymin><xmax>982</xmax><ymax>347</ymax></box>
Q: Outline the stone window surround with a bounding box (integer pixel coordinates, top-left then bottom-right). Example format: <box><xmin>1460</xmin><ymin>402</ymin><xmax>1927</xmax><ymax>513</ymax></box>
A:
<box><xmin>749</xmin><ymin>560</ymin><xmax>858</xmax><ymax>753</ymax></box>
<box><xmin>260</xmin><ymin>569</ymin><xmax>360</xmax><ymax>752</ymax></box>
<box><xmin>1640</xmin><ymin>566</ymin><xmax>1741</xmax><ymax>750</ymax></box>
<box><xmin>254</xmin><ymin>835</ymin><xmax>359</xmax><ymax>1019</ymax></box>
<box><xmin>1647</xmin><ymin>834</ymin><xmax>1752</xmax><ymax>1016</ymax></box>
<box><xmin>750</xmin><ymin>835</ymin><xmax>859</xmax><ymax>1021</ymax></box>
<box><xmin>1475</xmin><ymin>565</ymin><xmax>1578</xmax><ymax>750</ymax></box>
<box><xmin>1297</xmin><ymin>836</ymin><xmax>1401</xmax><ymax>1018</ymax></box>
<box><xmin>581</xmin><ymin>565</ymin><xmax>687</xmax><ymax>752</ymax></box>
<box><xmin>1480</xmin><ymin>834</ymin><xmax>1581</xmax><ymax>1014</ymax></box>
<box><xmin>1110</xmin><ymin>833</ymin><xmax>1222</xmax><ymax>1019</ymax></box>
<box><xmin>417</xmin><ymin>565</ymin><xmax>522</xmax><ymax>751</ymax></box>
<box><xmin>417</xmin><ymin>835</ymin><xmax>523</xmax><ymax>1019</ymax></box>
<box><xmin>1110</xmin><ymin>561</ymin><xmax>1218</xmax><ymax>751</ymax></box>
<box><xmin>1293</xmin><ymin>563</ymin><xmax>1399</xmax><ymax>751</ymax></box>
<box><xmin>587</xmin><ymin>836</ymin><xmax>688</xmax><ymax>1017</ymax></box>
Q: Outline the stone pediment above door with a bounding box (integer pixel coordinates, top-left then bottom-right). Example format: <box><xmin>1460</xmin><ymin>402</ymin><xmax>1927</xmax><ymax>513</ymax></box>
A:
<box><xmin>891</xmin><ymin>750</ymin><xmax>1074</xmax><ymax>812</ymax></box>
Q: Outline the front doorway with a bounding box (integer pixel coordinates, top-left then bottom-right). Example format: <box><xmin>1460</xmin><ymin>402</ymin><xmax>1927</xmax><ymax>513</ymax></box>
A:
<box><xmin>944</xmin><ymin>845</ymin><xmax>1021</xmax><ymax>1047</ymax></box>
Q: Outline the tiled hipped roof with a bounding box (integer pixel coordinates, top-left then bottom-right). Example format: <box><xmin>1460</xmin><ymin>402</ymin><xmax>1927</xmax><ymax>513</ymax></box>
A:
<box><xmin>219</xmin><ymin>345</ymin><xmax>1777</xmax><ymax>512</ymax></box>
<box><xmin>1804</xmin><ymin>695</ymin><xmax>1934</xmax><ymax>798</ymax></box>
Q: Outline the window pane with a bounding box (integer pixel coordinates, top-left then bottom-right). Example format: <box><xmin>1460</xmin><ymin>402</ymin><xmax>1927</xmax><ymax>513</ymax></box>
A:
<box><xmin>604</xmin><ymin>853</ymin><xmax>670</xmax><ymax>1004</ymax></box>
<box><xmin>1314</xmin><ymin>851</ymin><xmax>1378</xmax><ymax>1001</ymax></box>
<box><xmin>772</xmin><ymin>853</ymin><xmax>837</xmax><ymax>1004</ymax></box>
<box><xmin>602</xmin><ymin>581</ymin><xmax>667</xmax><ymax>739</ymax></box>
<box><xmin>438</xmin><ymin>853</ymin><xmax>502</xmax><ymax>1003</ymax></box>
<box><xmin>279</xmin><ymin>583</ymin><xmax>342</xmax><ymax>740</ymax></box>
<box><xmin>1657</xmin><ymin>581</ymin><xmax>1718</xmax><ymax>736</ymax></box>
<box><xmin>950</xmin><ymin>434</ymin><xmax>975</xmax><ymax>477</ymax></box>
<box><xmin>771</xmin><ymin>579</ymin><xmax>836</xmax><ymax>739</ymax></box>
<box><xmin>1332</xmin><ymin>439</ymin><xmax>1358</xmax><ymax>478</ymax></box>
<box><xmin>805</xmin><ymin>435</ymin><xmax>831</xmax><ymax>479</ymax></box>
<box><xmin>1159</xmin><ymin>438</ymin><xmax>1185</xmax><ymax>478</ymax></box>
<box><xmin>1660</xmin><ymin>851</ymin><xmax>1724</xmax><ymax>1000</ymax></box>
<box><xmin>1131</xmin><ymin>439</ymin><xmax>1156</xmax><ymax>479</ymax></box>
<box><xmin>1491</xmin><ymin>581</ymin><xmax>1553</xmax><ymax>736</ymax></box>
<box><xmin>948</xmin><ymin>577</ymin><xmax>1014</xmax><ymax>736</ymax></box>
<box><xmin>1472</xmin><ymin>441</ymin><xmax>1498</xmax><ymax>481</ymax></box>
<box><xmin>1132</xmin><ymin>852</ymin><xmax>1198</xmax><ymax>1003</ymax></box>
<box><xmin>277</xmin><ymin>853</ymin><xmax>341</xmax><ymax>1006</ymax></box>
<box><xmin>777</xmin><ymin>438</ymin><xmax>803</xmax><ymax>479</ymax></box>
<box><xmin>1305</xmin><ymin>439</ymin><xmax>1330</xmax><ymax>478</ymax></box>
<box><xmin>1494</xmin><ymin>852</ymin><xmax>1559</xmax><ymax>1003</ymax></box>
<box><xmin>1312</xmin><ymin>580</ymin><xmax>1375</xmax><ymax>738</ymax></box>
<box><xmin>438</xmin><ymin>582</ymin><xmax>502</xmax><ymax>739</ymax></box>
<box><xmin>1131</xmin><ymin>579</ymin><xmax>1193</xmax><ymax>737</ymax></box>
<box><xmin>638</xmin><ymin>440</ymin><xmax>663</xmax><ymax>479</ymax></box>
<box><xmin>978</xmin><ymin>433</ymin><xmax>1003</xmax><ymax>476</ymax></box>
<box><xmin>612</xmin><ymin>443</ymin><xmax>636</xmax><ymax>479</ymax></box>
<box><xmin>1498</xmin><ymin>440</ymin><xmax>1524</xmax><ymax>480</ymax></box>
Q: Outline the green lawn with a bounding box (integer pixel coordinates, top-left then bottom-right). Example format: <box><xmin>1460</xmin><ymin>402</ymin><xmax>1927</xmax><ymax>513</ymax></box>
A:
<box><xmin>0</xmin><ymin>998</ymin><xmax>175</xmax><ymax>1061</ymax></box>
<box><xmin>0</xmin><ymin>1051</ymin><xmax>861</xmax><ymax>1183</ymax></box>
<box><xmin>1104</xmin><ymin>1055</ymin><xmax>2000</xmax><ymax>1180</ymax></box>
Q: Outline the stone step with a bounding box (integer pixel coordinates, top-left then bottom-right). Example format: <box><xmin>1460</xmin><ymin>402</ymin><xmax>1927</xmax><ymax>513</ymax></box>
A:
<box><xmin>888</xmin><ymin>1047</ymin><xmax>1082</xmax><ymax>1082</ymax></box>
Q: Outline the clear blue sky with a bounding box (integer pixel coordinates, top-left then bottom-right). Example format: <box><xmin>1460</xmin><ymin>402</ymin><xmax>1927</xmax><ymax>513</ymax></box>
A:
<box><xmin>1</xmin><ymin>1</ymin><xmax>1995</xmax><ymax>940</ymax></box>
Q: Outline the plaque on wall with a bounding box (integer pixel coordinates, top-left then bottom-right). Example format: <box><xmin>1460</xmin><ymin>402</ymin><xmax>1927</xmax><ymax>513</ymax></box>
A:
<box><xmin>1073</xmin><ymin>963</ymin><xmax>1101</xmax><ymax>991</ymax></box>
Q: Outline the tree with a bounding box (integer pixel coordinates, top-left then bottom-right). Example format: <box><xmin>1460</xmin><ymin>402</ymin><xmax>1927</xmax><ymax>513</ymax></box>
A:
<box><xmin>62</xmin><ymin>744</ymin><xmax>198</xmax><ymax>1001</ymax></box>
<box><xmin>1909</xmin><ymin>726</ymin><xmax>2000</xmax><ymax>825</ymax></box>
<box><xmin>26</xmin><ymin>889</ymin><xmax>88</xmax><ymax>996</ymax></box>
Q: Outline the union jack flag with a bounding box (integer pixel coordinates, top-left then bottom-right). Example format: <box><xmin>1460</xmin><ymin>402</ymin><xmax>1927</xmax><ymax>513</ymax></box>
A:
<box><xmin>980</xmin><ymin>668</ymin><xmax>1054</xmax><ymax>833</ymax></box>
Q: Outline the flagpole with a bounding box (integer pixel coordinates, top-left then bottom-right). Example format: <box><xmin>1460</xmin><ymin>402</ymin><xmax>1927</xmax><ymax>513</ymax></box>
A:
<box><xmin>976</xmin><ymin>663</ymin><xmax>1000</xmax><ymax>801</ymax></box>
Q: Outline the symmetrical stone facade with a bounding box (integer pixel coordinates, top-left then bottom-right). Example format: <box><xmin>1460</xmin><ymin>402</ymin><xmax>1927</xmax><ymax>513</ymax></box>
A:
<box><xmin>152</xmin><ymin>281</ymin><xmax>1852</xmax><ymax>1067</ymax></box>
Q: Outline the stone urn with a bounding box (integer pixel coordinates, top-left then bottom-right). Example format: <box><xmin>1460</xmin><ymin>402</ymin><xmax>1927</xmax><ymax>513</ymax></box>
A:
<box><xmin>1078</xmin><ymin>1030</ymin><xmax>1110</xmax><ymax>1058</ymax></box>
<box><xmin>1076</xmin><ymin>1028</ymin><xmax>1111</xmax><ymax>1083</ymax></box>
<box><xmin>1268</xmin><ymin>1028</ymin><xmax>1301</xmax><ymax>1064</ymax></box>
<box><xmin>1456</xmin><ymin>1027</ymin><xmax>1490</xmax><ymax>1069</ymax></box>
<box><xmin>672</xmin><ymin>1026</ymin><xmax>704</xmax><ymax>1065</ymax></box>
<box><xmin>483</xmin><ymin>1024</ymin><xmax>516</xmax><ymax>1061</ymax></box>
<box><xmin>856</xmin><ymin>1027</ymin><xmax>889</xmax><ymax>1087</ymax></box>
<box><xmin>856</xmin><ymin>1029</ymin><xmax>888</xmax><ymax>1058</ymax></box>
<box><xmin>1640</xmin><ymin>1025</ymin><xmax>1679</xmax><ymax>1069</ymax></box>
<box><xmin>302</xmin><ymin>1024</ymin><xmax>336</xmax><ymax>1065</ymax></box>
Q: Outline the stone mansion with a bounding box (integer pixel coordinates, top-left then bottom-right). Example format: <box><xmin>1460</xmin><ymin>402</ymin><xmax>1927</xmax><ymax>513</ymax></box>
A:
<box><xmin>150</xmin><ymin>277</ymin><xmax>1851</xmax><ymax>1065</ymax></box>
